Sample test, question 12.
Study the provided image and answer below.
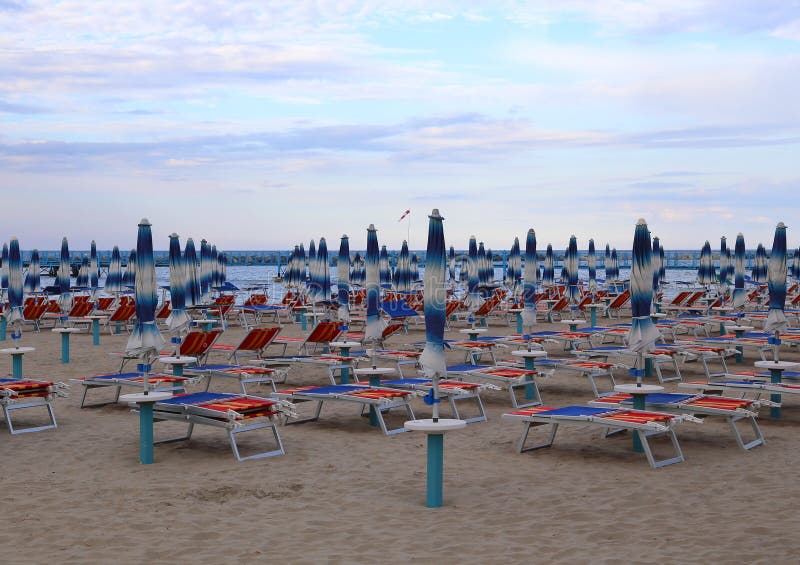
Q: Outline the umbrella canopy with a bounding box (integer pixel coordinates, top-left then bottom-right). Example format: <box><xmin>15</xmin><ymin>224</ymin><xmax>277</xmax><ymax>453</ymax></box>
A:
<box><xmin>317</xmin><ymin>237</ymin><xmax>331</xmax><ymax>303</ymax></box>
<box><xmin>379</xmin><ymin>245</ymin><xmax>391</xmax><ymax>287</ymax></box>
<box><xmin>465</xmin><ymin>235</ymin><xmax>483</xmax><ymax>309</ymax></box>
<box><xmin>286</xmin><ymin>246</ymin><xmax>299</xmax><ymax>289</ymax></box>
<box><xmin>697</xmin><ymin>241</ymin><xmax>715</xmax><ymax>285</ymax></box>
<box><xmin>90</xmin><ymin>240</ymin><xmax>99</xmax><ymax>292</ymax></box>
<box><xmin>588</xmin><ymin>239</ymin><xmax>597</xmax><ymax>295</ymax></box>
<box><xmin>566</xmin><ymin>235</ymin><xmax>579</xmax><ymax>305</ymax></box>
<box><xmin>306</xmin><ymin>240</ymin><xmax>317</xmax><ymax>300</ymax></box>
<box><xmin>199</xmin><ymin>239</ymin><xmax>212</xmax><ymax>303</ymax></box>
<box><xmin>165</xmin><ymin>233</ymin><xmax>191</xmax><ymax>330</ymax></box>
<box><xmin>5</xmin><ymin>237</ymin><xmax>23</xmax><ymax>324</ymax></box>
<box><xmin>604</xmin><ymin>243</ymin><xmax>611</xmax><ymax>275</ymax></box>
<box><xmin>57</xmin><ymin>237</ymin><xmax>72</xmax><ymax>311</ymax></box>
<box><xmin>298</xmin><ymin>243</ymin><xmax>307</xmax><ymax>284</ymax></box>
<box><xmin>76</xmin><ymin>255</ymin><xmax>89</xmax><ymax>288</ymax></box>
<box><xmin>419</xmin><ymin>209</ymin><xmax>447</xmax><ymax>378</ymax></box>
<box><xmin>659</xmin><ymin>244</ymin><xmax>666</xmax><ymax>283</ymax></box>
<box><xmin>448</xmin><ymin>246</ymin><xmax>456</xmax><ymax>286</ymax></box>
<box><xmin>733</xmin><ymin>233</ymin><xmax>747</xmax><ymax>309</ymax></box>
<box><xmin>765</xmin><ymin>222</ymin><xmax>788</xmax><ymax>334</ymax></box>
<box><xmin>752</xmin><ymin>243</ymin><xmax>768</xmax><ymax>283</ymax></box>
<box><xmin>106</xmin><ymin>246</ymin><xmax>122</xmax><ymax>294</ymax></box>
<box><xmin>507</xmin><ymin>237</ymin><xmax>520</xmax><ymax>294</ymax></box>
<box><xmin>521</xmin><ymin>229</ymin><xmax>538</xmax><ymax>327</ymax></box>
<box><xmin>477</xmin><ymin>242</ymin><xmax>488</xmax><ymax>293</ymax></box>
<box><xmin>184</xmin><ymin>238</ymin><xmax>201</xmax><ymax>307</ymax></box>
<box><xmin>126</xmin><ymin>218</ymin><xmax>165</xmax><ymax>357</ymax></box>
<box><xmin>459</xmin><ymin>256</ymin><xmax>468</xmax><ymax>284</ymax></box>
<box><xmin>609</xmin><ymin>248</ymin><xmax>619</xmax><ymax>282</ymax></box>
<box><xmin>543</xmin><ymin>244</ymin><xmax>554</xmax><ymax>287</ymax></box>
<box><xmin>793</xmin><ymin>247</ymin><xmax>800</xmax><ymax>280</ymax></box>
<box><xmin>24</xmin><ymin>249</ymin><xmax>40</xmax><ymax>294</ymax></box>
<box><xmin>395</xmin><ymin>241</ymin><xmax>411</xmax><ymax>292</ymax></box>
<box><xmin>627</xmin><ymin>219</ymin><xmax>660</xmax><ymax>357</ymax></box>
<box><xmin>365</xmin><ymin>224</ymin><xmax>384</xmax><ymax>342</ymax></box>
<box><xmin>123</xmin><ymin>249</ymin><xmax>137</xmax><ymax>289</ymax></box>
<box><xmin>719</xmin><ymin>236</ymin><xmax>729</xmax><ymax>288</ymax></box>
<box><xmin>651</xmin><ymin>237</ymin><xmax>661</xmax><ymax>294</ymax></box>
<box><xmin>351</xmin><ymin>252</ymin><xmax>364</xmax><ymax>286</ymax></box>
<box><xmin>337</xmin><ymin>235</ymin><xmax>350</xmax><ymax>322</ymax></box>
<box><xmin>411</xmin><ymin>253</ymin><xmax>420</xmax><ymax>283</ymax></box>
<box><xmin>1</xmin><ymin>242</ymin><xmax>8</xmax><ymax>292</ymax></box>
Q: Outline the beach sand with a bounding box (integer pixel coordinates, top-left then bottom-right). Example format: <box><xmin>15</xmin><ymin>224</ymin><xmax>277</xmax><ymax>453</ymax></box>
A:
<box><xmin>2</xmin><ymin>313</ymin><xmax>799</xmax><ymax>564</ymax></box>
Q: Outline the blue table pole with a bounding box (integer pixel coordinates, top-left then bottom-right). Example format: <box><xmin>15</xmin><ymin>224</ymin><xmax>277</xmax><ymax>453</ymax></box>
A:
<box><xmin>300</xmin><ymin>312</ymin><xmax>307</xmax><ymax>331</ymax></box>
<box><xmin>61</xmin><ymin>332</ymin><xmax>70</xmax><ymax>363</ymax></box>
<box><xmin>426</xmin><ymin>433</ymin><xmax>444</xmax><ymax>508</ymax></box>
<box><xmin>734</xmin><ymin>330</ymin><xmax>745</xmax><ymax>364</ymax></box>
<box><xmin>0</xmin><ymin>317</ymin><xmax>6</xmax><ymax>341</ymax></box>
<box><xmin>515</xmin><ymin>312</ymin><xmax>523</xmax><ymax>334</ymax></box>
<box><xmin>590</xmin><ymin>305</ymin><xmax>597</xmax><ymax>327</ymax></box>
<box><xmin>172</xmin><ymin>364</ymin><xmax>184</xmax><ymax>377</ymax></box>
<box><xmin>770</xmin><ymin>369</ymin><xmax>782</xmax><ymax>419</ymax></box>
<box><xmin>92</xmin><ymin>318</ymin><xmax>100</xmax><ymax>346</ymax></box>
<box><xmin>138</xmin><ymin>401</ymin><xmax>156</xmax><ymax>464</ymax></box>
<box><xmin>12</xmin><ymin>353</ymin><xmax>23</xmax><ymax>379</ymax></box>
<box><xmin>369</xmin><ymin>375</ymin><xmax>381</xmax><ymax>426</ymax></box>
<box><xmin>523</xmin><ymin>357</ymin><xmax>536</xmax><ymax>400</ymax></box>
<box><xmin>644</xmin><ymin>357</ymin><xmax>653</xmax><ymax>379</ymax></box>
<box><xmin>340</xmin><ymin>347</ymin><xmax>351</xmax><ymax>384</ymax></box>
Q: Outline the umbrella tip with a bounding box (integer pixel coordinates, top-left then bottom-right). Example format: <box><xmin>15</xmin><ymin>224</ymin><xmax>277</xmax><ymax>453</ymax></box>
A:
<box><xmin>170</xmin><ymin>233</ymin><xmax>179</xmax><ymax>238</ymax></box>
<box><xmin>777</xmin><ymin>221</ymin><xmax>786</xmax><ymax>229</ymax></box>
<box><xmin>368</xmin><ymin>224</ymin><xmax>376</xmax><ymax>231</ymax></box>
<box><xmin>430</xmin><ymin>208</ymin><xmax>443</xmax><ymax>219</ymax></box>
<box><xmin>636</xmin><ymin>218</ymin><xmax>646</xmax><ymax>226</ymax></box>
<box><xmin>139</xmin><ymin>218</ymin><xmax>151</xmax><ymax>226</ymax></box>
<box><xmin>737</xmin><ymin>232</ymin><xmax>743</xmax><ymax>237</ymax></box>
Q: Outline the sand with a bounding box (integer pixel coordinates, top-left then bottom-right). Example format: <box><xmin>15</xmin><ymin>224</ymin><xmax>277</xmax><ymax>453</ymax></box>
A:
<box><xmin>1</xmin><ymin>311</ymin><xmax>799</xmax><ymax>564</ymax></box>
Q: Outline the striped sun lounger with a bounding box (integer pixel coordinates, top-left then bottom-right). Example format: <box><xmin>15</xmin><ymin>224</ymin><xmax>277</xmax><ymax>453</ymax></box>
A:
<box><xmin>374</xmin><ymin>377</ymin><xmax>496</xmax><ymax>423</ymax></box>
<box><xmin>72</xmin><ymin>371</ymin><xmax>196</xmax><ymax>408</ymax></box>
<box><xmin>1</xmin><ymin>378</ymin><xmax>67</xmax><ymax>434</ymax></box>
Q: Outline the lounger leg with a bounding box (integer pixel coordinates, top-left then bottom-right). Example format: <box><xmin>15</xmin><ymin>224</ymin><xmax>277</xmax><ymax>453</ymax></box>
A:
<box><xmin>228</xmin><ymin>421</ymin><xmax>286</xmax><ymax>462</ymax></box>
<box><xmin>518</xmin><ymin>422</ymin><xmax>558</xmax><ymax>453</ymax></box>
<box><xmin>639</xmin><ymin>429</ymin><xmax>684</xmax><ymax>468</ymax></box>
<box><xmin>511</xmin><ymin>381</ymin><xmax>542</xmax><ymax>409</ymax></box>
<box><xmin>3</xmin><ymin>401</ymin><xmax>58</xmax><ymax>434</ymax></box>
<box><xmin>728</xmin><ymin>414</ymin><xmax>765</xmax><ymax>450</ymax></box>
<box><xmin>155</xmin><ymin>422</ymin><xmax>195</xmax><ymax>444</ymax></box>
<box><xmin>377</xmin><ymin>401</ymin><xmax>412</xmax><ymax>435</ymax></box>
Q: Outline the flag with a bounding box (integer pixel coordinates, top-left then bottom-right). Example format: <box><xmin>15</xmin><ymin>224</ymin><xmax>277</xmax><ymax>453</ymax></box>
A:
<box><xmin>398</xmin><ymin>209</ymin><xmax>411</xmax><ymax>221</ymax></box>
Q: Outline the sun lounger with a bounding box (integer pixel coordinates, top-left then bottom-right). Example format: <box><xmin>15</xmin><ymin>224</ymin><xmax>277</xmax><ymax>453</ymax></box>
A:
<box><xmin>272</xmin><ymin>384</ymin><xmax>416</xmax><ymax>435</ymax></box>
<box><xmin>358</xmin><ymin>349</ymin><xmax>420</xmax><ymax>377</ymax></box>
<box><xmin>373</xmin><ymin>377</ymin><xmax>494</xmax><ymax>423</ymax></box>
<box><xmin>150</xmin><ymin>392</ymin><xmax>294</xmax><ymax>461</ymax></box>
<box><xmin>0</xmin><ymin>378</ymin><xmax>67</xmax><ymax>434</ymax></box>
<box><xmin>505</xmin><ymin>358</ymin><xmax>620</xmax><ymax>397</ymax></box>
<box><xmin>183</xmin><ymin>364</ymin><xmax>287</xmax><ymax>394</ymax></box>
<box><xmin>503</xmin><ymin>405</ymin><xmax>689</xmax><ymax>468</ymax></box>
<box><xmin>445</xmin><ymin>364</ymin><xmax>543</xmax><ymax>408</ymax></box>
<box><xmin>210</xmin><ymin>326</ymin><xmax>281</xmax><ymax>363</ymax></box>
<box><xmin>270</xmin><ymin>320</ymin><xmax>343</xmax><ymax>355</ymax></box>
<box><xmin>662</xmin><ymin>343</ymin><xmax>736</xmax><ymax>379</ymax></box>
<box><xmin>590</xmin><ymin>392</ymin><xmax>766</xmax><ymax>450</ymax></box>
<box><xmin>680</xmin><ymin>379</ymin><xmax>800</xmax><ymax>399</ymax></box>
<box><xmin>260</xmin><ymin>353</ymin><xmax>361</xmax><ymax>385</ymax></box>
<box><xmin>72</xmin><ymin>371</ymin><xmax>197</xmax><ymax>408</ymax></box>
<box><xmin>574</xmin><ymin>346</ymin><xmax>682</xmax><ymax>384</ymax></box>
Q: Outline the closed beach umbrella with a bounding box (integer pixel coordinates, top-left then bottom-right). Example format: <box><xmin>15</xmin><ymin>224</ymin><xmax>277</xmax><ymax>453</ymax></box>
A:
<box><xmin>396</xmin><ymin>241</ymin><xmax>410</xmax><ymax>292</ymax></box>
<box><xmin>57</xmin><ymin>237</ymin><xmax>72</xmax><ymax>311</ymax></box>
<box><xmin>5</xmin><ymin>237</ymin><xmax>23</xmax><ymax>324</ymax></box>
<box><xmin>379</xmin><ymin>245</ymin><xmax>391</xmax><ymax>287</ymax></box>
<box><xmin>609</xmin><ymin>248</ymin><xmax>619</xmax><ymax>282</ymax></box>
<box><xmin>651</xmin><ymin>237</ymin><xmax>661</xmax><ymax>294</ymax></box>
<box><xmin>765</xmin><ymin>222</ymin><xmax>788</xmax><ymax>334</ymax></box>
<box><xmin>477</xmin><ymin>242</ymin><xmax>488</xmax><ymax>295</ymax></box>
<box><xmin>317</xmin><ymin>237</ymin><xmax>330</xmax><ymax>304</ymax></box>
<box><xmin>793</xmin><ymin>247</ymin><xmax>800</xmax><ymax>280</ymax></box>
<box><xmin>219</xmin><ymin>253</ymin><xmax>228</xmax><ymax>287</ymax></box>
<box><xmin>165</xmin><ymin>233</ymin><xmax>190</xmax><ymax>331</ymax></box>
<box><xmin>698</xmin><ymin>241</ymin><xmax>715</xmax><ymax>286</ymax></box>
<box><xmin>588</xmin><ymin>239</ymin><xmax>597</xmax><ymax>295</ymax></box>
<box><xmin>543</xmin><ymin>244</ymin><xmax>554</xmax><ymax>287</ymax></box>
<box><xmin>732</xmin><ymin>233</ymin><xmax>747</xmax><ymax>309</ymax></box>
<box><xmin>1</xmin><ymin>242</ymin><xmax>8</xmax><ymax>293</ymax></box>
<box><xmin>307</xmin><ymin>240</ymin><xmax>317</xmax><ymax>301</ymax></box>
<box><xmin>420</xmin><ymin>209</ymin><xmax>447</xmax><ymax>378</ymax></box>
<box><xmin>210</xmin><ymin>245</ymin><xmax>220</xmax><ymax>289</ymax></box>
<box><xmin>753</xmin><ymin>243</ymin><xmax>768</xmax><ymax>283</ymax></box>
<box><xmin>126</xmin><ymin>218</ymin><xmax>165</xmax><ymax>358</ymax></box>
<box><xmin>90</xmin><ymin>240</ymin><xmax>99</xmax><ymax>293</ymax></box>
<box><xmin>123</xmin><ymin>249</ymin><xmax>136</xmax><ymax>289</ymax></box>
<box><xmin>507</xmin><ymin>237</ymin><xmax>520</xmax><ymax>294</ymax></box>
<box><xmin>659</xmin><ymin>244</ymin><xmax>666</xmax><ymax>283</ymax></box>
<box><xmin>604</xmin><ymin>244</ymin><xmax>611</xmax><ymax>278</ymax></box>
<box><xmin>465</xmin><ymin>236</ymin><xmax>482</xmax><ymax>309</ymax></box>
<box><xmin>351</xmin><ymin>252</ymin><xmax>363</xmax><ymax>286</ymax></box>
<box><xmin>76</xmin><ymin>255</ymin><xmax>89</xmax><ymax>288</ymax></box>
<box><xmin>24</xmin><ymin>249</ymin><xmax>40</xmax><ymax>294</ymax></box>
<box><xmin>199</xmin><ymin>239</ymin><xmax>211</xmax><ymax>303</ymax></box>
<box><xmin>566</xmin><ymin>235</ymin><xmax>579</xmax><ymax>305</ymax></box>
<box><xmin>521</xmin><ymin>229</ymin><xmax>538</xmax><ymax>327</ymax></box>
<box><xmin>106</xmin><ymin>246</ymin><xmax>122</xmax><ymax>294</ymax></box>
<box><xmin>337</xmin><ymin>235</ymin><xmax>350</xmax><ymax>322</ymax></box>
<box><xmin>627</xmin><ymin>219</ymin><xmax>660</xmax><ymax>359</ymax></box>
<box><xmin>448</xmin><ymin>246</ymin><xmax>456</xmax><ymax>286</ymax></box>
<box><xmin>411</xmin><ymin>253</ymin><xmax>419</xmax><ymax>283</ymax></box>
<box><xmin>365</xmin><ymin>224</ymin><xmax>383</xmax><ymax>342</ymax></box>
<box><xmin>184</xmin><ymin>238</ymin><xmax>200</xmax><ymax>307</ymax></box>
<box><xmin>719</xmin><ymin>236</ymin><xmax>729</xmax><ymax>289</ymax></box>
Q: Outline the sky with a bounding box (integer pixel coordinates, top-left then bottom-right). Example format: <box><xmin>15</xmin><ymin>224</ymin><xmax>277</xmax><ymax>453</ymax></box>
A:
<box><xmin>2</xmin><ymin>0</ymin><xmax>800</xmax><ymax>252</ymax></box>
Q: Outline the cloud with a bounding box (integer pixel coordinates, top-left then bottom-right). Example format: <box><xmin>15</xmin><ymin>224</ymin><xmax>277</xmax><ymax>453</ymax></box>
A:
<box><xmin>0</xmin><ymin>99</ymin><xmax>47</xmax><ymax>114</ymax></box>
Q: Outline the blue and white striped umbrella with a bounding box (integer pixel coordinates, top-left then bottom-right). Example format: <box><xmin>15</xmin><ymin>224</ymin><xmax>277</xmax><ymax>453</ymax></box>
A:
<box><xmin>543</xmin><ymin>244</ymin><xmax>555</xmax><ymax>287</ymax></box>
<box><xmin>628</xmin><ymin>219</ymin><xmax>660</xmax><ymax>358</ymax></box>
<box><xmin>219</xmin><ymin>253</ymin><xmax>228</xmax><ymax>288</ymax></box>
<box><xmin>411</xmin><ymin>253</ymin><xmax>420</xmax><ymax>283</ymax></box>
<box><xmin>365</xmin><ymin>224</ymin><xmax>384</xmax><ymax>342</ymax></box>
<box><xmin>732</xmin><ymin>233</ymin><xmax>746</xmax><ymax>309</ymax></box>
<box><xmin>521</xmin><ymin>229</ymin><xmax>538</xmax><ymax>327</ymax></box>
<box><xmin>485</xmin><ymin>247</ymin><xmax>494</xmax><ymax>285</ymax></box>
<box><xmin>76</xmin><ymin>255</ymin><xmax>90</xmax><ymax>288</ymax></box>
<box><xmin>477</xmin><ymin>242</ymin><xmax>488</xmax><ymax>295</ymax></box>
<box><xmin>90</xmin><ymin>240</ymin><xmax>99</xmax><ymax>293</ymax></box>
<box><xmin>5</xmin><ymin>237</ymin><xmax>23</xmax><ymax>324</ymax></box>
<box><xmin>57</xmin><ymin>237</ymin><xmax>72</xmax><ymax>311</ymax></box>
<box><xmin>317</xmin><ymin>237</ymin><xmax>331</xmax><ymax>304</ymax></box>
<box><xmin>165</xmin><ymin>233</ymin><xmax>190</xmax><ymax>331</ymax></box>
<box><xmin>752</xmin><ymin>243</ymin><xmax>768</xmax><ymax>283</ymax></box>
<box><xmin>286</xmin><ymin>246</ymin><xmax>298</xmax><ymax>289</ymax></box>
<box><xmin>379</xmin><ymin>245</ymin><xmax>391</xmax><ymax>287</ymax></box>
<box><xmin>24</xmin><ymin>249</ymin><xmax>40</xmax><ymax>294</ymax></box>
<box><xmin>793</xmin><ymin>247</ymin><xmax>800</xmax><ymax>280</ymax></box>
<box><xmin>349</xmin><ymin>252</ymin><xmax>361</xmax><ymax>287</ymax></box>
<box><xmin>651</xmin><ymin>237</ymin><xmax>661</xmax><ymax>294</ymax></box>
<box><xmin>307</xmin><ymin>240</ymin><xmax>317</xmax><ymax>300</ymax></box>
<box><xmin>697</xmin><ymin>241</ymin><xmax>715</xmax><ymax>286</ymax></box>
<box><xmin>659</xmin><ymin>244</ymin><xmax>666</xmax><ymax>283</ymax></box>
<box><xmin>588</xmin><ymin>239</ymin><xmax>597</xmax><ymax>295</ymax></box>
<box><xmin>765</xmin><ymin>222</ymin><xmax>788</xmax><ymax>334</ymax></box>
<box><xmin>448</xmin><ymin>245</ymin><xmax>456</xmax><ymax>286</ymax></box>
<box><xmin>507</xmin><ymin>237</ymin><xmax>520</xmax><ymax>294</ymax></box>
<box><xmin>337</xmin><ymin>235</ymin><xmax>350</xmax><ymax>322</ymax></box>
<box><xmin>465</xmin><ymin>235</ymin><xmax>483</xmax><ymax>309</ymax></box>
<box><xmin>106</xmin><ymin>246</ymin><xmax>122</xmax><ymax>294</ymax></box>
<box><xmin>126</xmin><ymin>218</ymin><xmax>165</xmax><ymax>358</ymax></box>
<box><xmin>210</xmin><ymin>245</ymin><xmax>220</xmax><ymax>289</ymax></box>
<box><xmin>123</xmin><ymin>249</ymin><xmax>137</xmax><ymax>289</ymax></box>
<box><xmin>719</xmin><ymin>236</ymin><xmax>729</xmax><ymax>289</ymax></box>
<box><xmin>604</xmin><ymin>244</ymin><xmax>611</xmax><ymax>277</ymax></box>
<box><xmin>298</xmin><ymin>243</ymin><xmax>307</xmax><ymax>288</ymax></box>
<box><xmin>184</xmin><ymin>238</ymin><xmax>200</xmax><ymax>307</ymax></box>
<box><xmin>566</xmin><ymin>235</ymin><xmax>579</xmax><ymax>305</ymax></box>
<box><xmin>609</xmin><ymin>248</ymin><xmax>619</xmax><ymax>282</ymax></box>
<box><xmin>199</xmin><ymin>239</ymin><xmax>212</xmax><ymax>303</ymax></box>
<box><xmin>420</xmin><ymin>209</ymin><xmax>447</xmax><ymax>379</ymax></box>
<box><xmin>395</xmin><ymin>241</ymin><xmax>410</xmax><ymax>292</ymax></box>
<box><xmin>1</xmin><ymin>242</ymin><xmax>8</xmax><ymax>293</ymax></box>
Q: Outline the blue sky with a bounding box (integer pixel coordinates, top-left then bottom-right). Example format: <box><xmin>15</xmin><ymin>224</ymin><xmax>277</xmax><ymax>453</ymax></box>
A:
<box><xmin>1</xmin><ymin>1</ymin><xmax>799</xmax><ymax>252</ymax></box>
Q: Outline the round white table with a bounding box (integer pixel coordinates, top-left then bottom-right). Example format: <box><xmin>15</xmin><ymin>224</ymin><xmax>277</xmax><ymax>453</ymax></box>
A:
<box><xmin>0</xmin><ymin>346</ymin><xmax>35</xmax><ymax>379</ymax></box>
<box><xmin>328</xmin><ymin>341</ymin><xmax>362</xmax><ymax>384</ymax></box>
<box><xmin>159</xmin><ymin>356</ymin><xmax>198</xmax><ymax>378</ymax></box>
<box><xmin>727</xmin><ymin>325</ymin><xmax>754</xmax><ymax>363</ymax></box>
<box><xmin>119</xmin><ymin>391</ymin><xmax>173</xmax><ymax>464</ymax></box>
<box><xmin>754</xmin><ymin>360</ymin><xmax>800</xmax><ymax>419</ymax></box>
<box><xmin>52</xmin><ymin>328</ymin><xmax>81</xmax><ymax>363</ymax></box>
<box><xmin>561</xmin><ymin>319</ymin><xmax>584</xmax><ymax>332</ymax></box>
<box><xmin>459</xmin><ymin>328</ymin><xmax>487</xmax><ymax>341</ymax></box>
<box><xmin>404</xmin><ymin>418</ymin><xmax>467</xmax><ymax>508</ymax></box>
